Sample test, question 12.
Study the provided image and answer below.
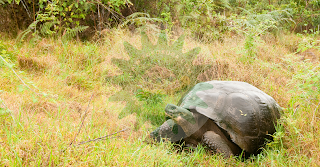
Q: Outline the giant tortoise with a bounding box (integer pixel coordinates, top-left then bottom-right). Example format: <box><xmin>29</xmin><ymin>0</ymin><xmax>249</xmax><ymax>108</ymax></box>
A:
<box><xmin>150</xmin><ymin>80</ymin><xmax>281</xmax><ymax>157</ymax></box>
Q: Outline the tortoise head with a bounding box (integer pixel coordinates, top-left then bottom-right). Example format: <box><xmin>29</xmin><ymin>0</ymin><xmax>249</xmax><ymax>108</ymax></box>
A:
<box><xmin>165</xmin><ymin>104</ymin><xmax>198</xmax><ymax>136</ymax></box>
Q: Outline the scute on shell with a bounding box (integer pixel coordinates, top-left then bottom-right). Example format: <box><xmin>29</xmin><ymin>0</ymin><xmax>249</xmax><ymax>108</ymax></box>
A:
<box><xmin>178</xmin><ymin>81</ymin><xmax>281</xmax><ymax>153</ymax></box>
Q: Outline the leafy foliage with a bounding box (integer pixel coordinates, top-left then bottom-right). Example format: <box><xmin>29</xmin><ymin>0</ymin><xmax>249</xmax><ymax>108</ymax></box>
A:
<box><xmin>2</xmin><ymin>0</ymin><xmax>320</xmax><ymax>40</ymax></box>
<box><xmin>62</xmin><ymin>25</ymin><xmax>89</xmax><ymax>40</ymax></box>
<box><xmin>297</xmin><ymin>30</ymin><xmax>320</xmax><ymax>53</ymax></box>
<box><xmin>131</xmin><ymin>0</ymin><xmax>319</xmax><ymax>40</ymax></box>
<box><xmin>121</xmin><ymin>12</ymin><xmax>162</xmax><ymax>28</ymax></box>
<box><xmin>297</xmin><ymin>65</ymin><xmax>320</xmax><ymax>100</ymax></box>
<box><xmin>290</xmin><ymin>31</ymin><xmax>320</xmax><ymax>104</ymax></box>
<box><xmin>15</xmin><ymin>0</ymin><xmax>92</xmax><ymax>42</ymax></box>
<box><xmin>135</xmin><ymin>88</ymin><xmax>165</xmax><ymax>105</ymax></box>
<box><xmin>1</xmin><ymin>0</ymin><xmax>130</xmax><ymax>41</ymax></box>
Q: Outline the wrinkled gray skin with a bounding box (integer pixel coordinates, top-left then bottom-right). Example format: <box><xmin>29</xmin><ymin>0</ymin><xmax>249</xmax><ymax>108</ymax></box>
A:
<box><xmin>150</xmin><ymin>104</ymin><xmax>241</xmax><ymax>157</ymax></box>
<box><xmin>166</xmin><ymin>104</ymin><xmax>241</xmax><ymax>157</ymax></box>
<box><xmin>149</xmin><ymin>119</ymin><xmax>186</xmax><ymax>143</ymax></box>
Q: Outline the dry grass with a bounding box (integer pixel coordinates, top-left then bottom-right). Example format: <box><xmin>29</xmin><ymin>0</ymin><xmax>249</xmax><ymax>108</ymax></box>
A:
<box><xmin>0</xmin><ymin>29</ymin><xmax>319</xmax><ymax>166</ymax></box>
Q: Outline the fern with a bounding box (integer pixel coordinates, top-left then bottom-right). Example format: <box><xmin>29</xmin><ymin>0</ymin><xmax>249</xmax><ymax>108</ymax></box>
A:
<box><xmin>62</xmin><ymin>26</ymin><xmax>89</xmax><ymax>41</ymax></box>
<box><xmin>120</xmin><ymin>12</ymin><xmax>163</xmax><ymax>28</ymax></box>
<box><xmin>212</xmin><ymin>0</ymin><xmax>231</xmax><ymax>10</ymax></box>
<box><xmin>231</xmin><ymin>9</ymin><xmax>294</xmax><ymax>36</ymax></box>
<box><xmin>16</xmin><ymin>20</ymin><xmax>40</xmax><ymax>44</ymax></box>
<box><xmin>40</xmin><ymin>21</ymin><xmax>59</xmax><ymax>37</ymax></box>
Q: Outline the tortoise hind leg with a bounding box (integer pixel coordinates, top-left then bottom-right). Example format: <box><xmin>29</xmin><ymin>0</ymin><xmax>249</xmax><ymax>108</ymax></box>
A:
<box><xmin>202</xmin><ymin>131</ymin><xmax>235</xmax><ymax>158</ymax></box>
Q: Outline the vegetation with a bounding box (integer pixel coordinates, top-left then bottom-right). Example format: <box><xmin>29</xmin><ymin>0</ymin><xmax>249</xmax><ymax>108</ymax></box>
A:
<box><xmin>0</xmin><ymin>0</ymin><xmax>320</xmax><ymax>166</ymax></box>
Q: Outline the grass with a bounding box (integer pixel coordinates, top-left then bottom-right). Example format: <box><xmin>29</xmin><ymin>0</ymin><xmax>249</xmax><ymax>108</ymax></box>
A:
<box><xmin>0</xmin><ymin>28</ymin><xmax>319</xmax><ymax>166</ymax></box>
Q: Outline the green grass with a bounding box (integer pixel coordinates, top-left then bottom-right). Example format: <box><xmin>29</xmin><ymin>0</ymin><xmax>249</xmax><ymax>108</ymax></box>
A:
<box><xmin>0</xmin><ymin>29</ymin><xmax>320</xmax><ymax>166</ymax></box>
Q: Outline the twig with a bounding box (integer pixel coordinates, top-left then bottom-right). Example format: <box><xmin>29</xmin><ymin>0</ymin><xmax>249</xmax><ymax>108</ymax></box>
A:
<box><xmin>92</xmin><ymin>0</ymin><xmax>125</xmax><ymax>21</ymax></box>
<box><xmin>21</xmin><ymin>0</ymin><xmax>32</xmax><ymax>19</ymax></box>
<box><xmin>75</xmin><ymin>108</ymin><xmax>91</xmax><ymax>139</ymax></box>
<box><xmin>64</xmin><ymin>93</ymin><xmax>94</xmax><ymax>151</ymax></box>
<box><xmin>293</xmin><ymin>104</ymin><xmax>300</xmax><ymax>115</ymax></box>
<box><xmin>76</xmin><ymin>128</ymin><xmax>129</xmax><ymax>145</ymax></box>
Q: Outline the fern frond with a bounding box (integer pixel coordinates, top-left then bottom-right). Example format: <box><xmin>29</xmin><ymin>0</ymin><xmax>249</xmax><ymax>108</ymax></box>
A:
<box><xmin>18</xmin><ymin>29</ymin><xmax>32</xmax><ymax>43</ymax></box>
<box><xmin>62</xmin><ymin>26</ymin><xmax>89</xmax><ymax>40</ymax></box>
<box><xmin>121</xmin><ymin>12</ymin><xmax>163</xmax><ymax>28</ymax></box>
<box><xmin>16</xmin><ymin>20</ymin><xmax>40</xmax><ymax>43</ymax></box>
<box><xmin>40</xmin><ymin>21</ymin><xmax>59</xmax><ymax>36</ymax></box>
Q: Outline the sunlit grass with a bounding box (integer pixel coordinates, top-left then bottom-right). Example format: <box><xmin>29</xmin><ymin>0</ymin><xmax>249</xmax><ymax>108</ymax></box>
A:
<box><xmin>0</xmin><ymin>29</ymin><xmax>319</xmax><ymax>166</ymax></box>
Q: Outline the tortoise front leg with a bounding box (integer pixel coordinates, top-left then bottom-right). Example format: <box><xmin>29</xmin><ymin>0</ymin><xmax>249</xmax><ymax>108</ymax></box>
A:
<box><xmin>202</xmin><ymin>131</ymin><xmax>234</xmax><ymax>158</ymax></box>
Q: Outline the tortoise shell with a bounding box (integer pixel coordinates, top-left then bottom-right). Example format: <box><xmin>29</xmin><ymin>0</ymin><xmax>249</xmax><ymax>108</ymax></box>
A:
<box><xmin>177</xmin><ymin>81</ymin><xmax>281</xmax><ymax>153</ymax></box>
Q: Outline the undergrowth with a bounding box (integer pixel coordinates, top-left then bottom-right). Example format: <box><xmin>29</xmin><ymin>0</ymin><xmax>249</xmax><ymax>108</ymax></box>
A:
<box><xmin>0</xmin><ymin>28</ymin><xmax>319</xmax><ymax>166</ymax></box>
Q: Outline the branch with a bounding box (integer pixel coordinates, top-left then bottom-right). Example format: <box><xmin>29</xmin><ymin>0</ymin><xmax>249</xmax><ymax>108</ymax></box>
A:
<box><xmin>293</xmin><ymin>104</ymin><xmax>300</xmax><ymax>115</ymax></box>
<box><xmin>64</xmin><ymin>93</ymin><xmax>94</xmax><ymax>151</ymax></box>
<box><xmin>76</xmin><ymin>128</ymin><xmax>129</xmax><ymax>145</ymax></box>
<box><xmin>91</xmin><ymin>0</ymin><xmax>125</xmax><ymax>21</ymax></box>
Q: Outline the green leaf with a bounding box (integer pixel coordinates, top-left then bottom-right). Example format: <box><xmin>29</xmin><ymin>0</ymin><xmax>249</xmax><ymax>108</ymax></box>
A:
<box><xmin>80</xmin><ymin>13</ymin><xmax>85</xmax><ymax>19</ymax></box>
<box><xmin>297</xmin><ymin>48</ymin><xmax>301</xmax><ymax>52</ymax></box>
